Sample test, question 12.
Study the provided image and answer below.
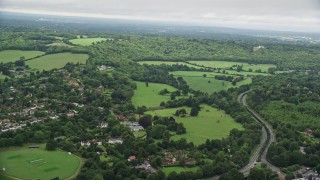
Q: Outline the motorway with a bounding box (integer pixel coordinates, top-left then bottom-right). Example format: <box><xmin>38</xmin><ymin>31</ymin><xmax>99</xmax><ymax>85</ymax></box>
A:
<box><xmin>238</xmin><ymin>91</ymin><xmax>283</xmax><ymax>176</ymax></box>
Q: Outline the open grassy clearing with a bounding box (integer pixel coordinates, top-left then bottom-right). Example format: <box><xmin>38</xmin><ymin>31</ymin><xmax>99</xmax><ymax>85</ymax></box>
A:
<box><xmin>0</xmin><ymin>50</ymin><xmax>45</xmax><ymax>63</ymax></box>
<box><xmin>26</xmin><ymin>53</ymin><xmax>88</xmax><ymax>71</ymax></box>
<box><xmin>175</xmin><ymin>76</ymin><xmax>252</xmax><ymax>94</ymax></box>
<box><xmin>162</xmin><ymin>166</ymin><xmax>199</xmax><ymax>175</ymax></box>
<box><xmin>133</xmin><ymin>131</ymin><xmax>146</xmax><ymax>138</ymax></box>
<box><xmin>0</xmin><ymin>74</ymin><xmax>9</xmax><ymax>80</ymax></box>
<box><xmin>137</xmin><ymin>61</ymin><xmax>202</xmax><ymax>69</ymax></box>
<box><xmin>132</xmin><ymin>81</ymin><xmax>189</xmax><ymax>108</ymax></box>
<box><xmin>70</xmin><ymin>38</ymin><xmax>106</xmax><ymax>46</ymax></box>
<box><xmin>188</xmin><ymin>61</ymin><xmax>276</xmax><ymax>72</ymax></box>
<box><xmin>46</xmin><ymin>42</ymin><xmax>74</xmax><ymax>47</ymax></box>
<box><xmin>0</xmin><ymin>145</ymin><xmax>81</xmax><ymax>180</ymax></box>
<box><xmin>146</xmin><ymin>105</ymin><xmax>243</xmax><ymax>145</ymax></box>
<box><xmin>224</xmin><ymin>70</ymin><xmax>271</xmax><ymax>76</ymax></box>
<box><xmin>170</xmin><ymin>71</ymin><xmax>242</xmax><ymax>77</ymax></box>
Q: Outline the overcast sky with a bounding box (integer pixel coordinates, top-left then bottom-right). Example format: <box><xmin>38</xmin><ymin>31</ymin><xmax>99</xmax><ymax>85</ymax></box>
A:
<box><xmin>1</xmin><ymin>0</ymin><xmax>319</xmax><ymax>32</ymax></box>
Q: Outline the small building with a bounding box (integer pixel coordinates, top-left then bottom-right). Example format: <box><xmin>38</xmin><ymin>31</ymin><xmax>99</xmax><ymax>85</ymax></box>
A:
<box><xmin>128</xmin><ymin>156</ymin><xmax>136</xmax><ymax>161</ymax></box>
<box><xmin>81</xmin><ymin>141</ymin><xmax>91</xmax><ymax>146</ymax></box>
<box><xmin>108</xmin><ymin>138</ymin><xmax>123</xmax><ymax>144</ymax></box>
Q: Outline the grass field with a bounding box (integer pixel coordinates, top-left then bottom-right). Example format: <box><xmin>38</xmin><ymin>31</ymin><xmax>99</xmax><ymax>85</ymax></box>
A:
<box><xmin>46</xmin><ymin>42</ymin><xmax>74</xmax><ymax>47</ymax></box>
<box><xmin>0</xmin><ymin>50</ymin><xmax>45</xmax><ymax>63</ymax></box>
<box><xmin>188</xmin><ymin>61</ymin><xmax>276</xmax><ymax>72</ymax></box>
<box><xmin>26</xmin><ymin>53</ymin><xmax>88</xmax><ymax>71</ymax></box>
<box><xmin>146</xmin><ymin>105</ymin><xmax>243</xmax><ymax>145</ymax></box>
<box><xmin>132</xmin><ymin>81</ymin><xmax>189</xmax><ymax>108</ymax></box>
<box><xmin>0</xmin><ymin>145</ymin><xmax>81</xmax><ymax>180</ymax></box>
<box><xmin>0</xmin><ymin>74</ymin><xmax>9</xmax><ymax>80</ymax></box>
<box><xmin>170</xmin><ymin>71</ymin><xmax>241</xmax><ymax>77</ymax></box>
<box><xmin>70</xmin><ymin>38</ymin><xmax>106</xmax><ymax>46</ymax></box>
<box><xmin>162</xmin><ymin>166</ymin><xmax>199</xmax><ymax>175</ymax></box>
<box><xmin>172</xmin><ymin>75</ymin><xmax>252</xmax><ymax>94</ymax></box>
<box><xmin>137</xmin><ymin>61</ymin><xmax>202</xmax><ymax>69</ymax></box>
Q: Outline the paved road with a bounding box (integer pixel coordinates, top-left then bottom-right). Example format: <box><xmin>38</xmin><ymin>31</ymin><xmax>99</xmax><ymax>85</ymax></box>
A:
<box><xmin>238</xmin><ymin>91</ymin><xmax>283</xmax><ymax>177</ymax></box>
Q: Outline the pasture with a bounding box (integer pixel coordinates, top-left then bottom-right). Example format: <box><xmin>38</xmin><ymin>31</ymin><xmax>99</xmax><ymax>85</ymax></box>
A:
<box><xmin>146</xmin><ymin>105</ymin><xmax>243</xmax><ymax>145</ymax></box>
<box><xmin>137</xmin><ymin>61</ymin><xmax>202</xmax><ymax>69</ymax></box>
<box><xmin>162</xmin><ymin>166</ymin><xmax>199</xmax><ymax>175</ymax></box>
<box><xmin>70</xmin><ymin>38</ymin><xmax>106</xmax><ymax>46</ymax></box>
<box><xmin>188</xmin><ymin>61</ymin><xmax>276</xmax><ymax>72</ymax></box>
<box><xmin>46</xmin><ymin>42</ymin><xmax>74</xmax><ymax>47</ymax></box>
<box><xmin>132</xmin><ymin>81</ymin><xmax>188</xmax><ymax>108</ymax></box>
<box><xmin>172</xmin><ymin>75</ymin><xmax>252</xmax><ymax>94</ymax></box>
<box><xmin>0</xmin><ymin>146</ymin><xmax>81</xmax><ymax>180</ymax></box>
<box><xmin>0</xmin><ymin>50</ymin><xmax>45</xmax><ymax>63</ymax></box>
<box><xmin>26</xmin><ymin>53</ymin><xmax>88</xmax><ymax>71</ymax></box>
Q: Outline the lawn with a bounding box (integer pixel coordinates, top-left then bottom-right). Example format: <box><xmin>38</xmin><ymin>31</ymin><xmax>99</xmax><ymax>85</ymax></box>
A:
<box><xmin>0</xmin><ymin>145</ymin><xmax>81</xmax><ymax>180</ymax></box>
<box><xmin>26</xmin><ymin>53</ymin><xmax>88</xmax><ymax>71</ymax></box>
<box><xmin>70</xmin><ymin>38</ymin><xmax>106</xmax><ymax>46</ymax></box>
<box><xmin>132</xmin><ymin>81</ymin><xmax>188</xmax><ymax>108</ymax></box>
<box><xmin>133</xmin><ymin>131</ymin><xmax>146</xmax><ymax>138</ymax></box>
<box><xmin>162</xmin><ymin>166</ymin><xmax>199</xmax><ymax>175</ymax></box>
<box><xmin>188</xmin><ymin>61</ymin><xmax>276</xmax><ymax>72</ymax></box>
<box><xmin>0</xmin><ymin>50</ymin><xmax>45</xmax><ymax>63</ymax></box>
<box><xmin>172</xmin><ymin>75</ymin><xmax>252</xmax><ymax>94</ymax></box>
<box><xmin>137</xmin><ymin>61</ymin><xmax>202</xmax><ymax>69</ymax></box>
<box><xmin>170</xmin><ymin>71</ymin><xmax>242</xmax><ymax>77</ymax></box>
<box><xmin>146</xmin><ymin>105</ymin><xmax>243</xmax><ymax>145</ymax></box>
<box><xmin>0</xmin><ymin>74</ymin><xmax>9</xmax><ymax>80</ymax></box>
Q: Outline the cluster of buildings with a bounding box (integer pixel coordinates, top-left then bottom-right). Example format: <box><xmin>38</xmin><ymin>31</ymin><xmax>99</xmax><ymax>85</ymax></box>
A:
<box><xmin>1</xmin><ymin>118</ymin><xmax>43</xmax><ymax>132</ymax></box>
<box><xmin>293</xmin><ymin>166</ymin><xmax>320</xmax><ymax>180</ymax></box>
<box><xmin>162</xmin><ymin>151</ymin><xmax>196</xmax><ymax>166</ymax></box>
<box><xmin>134</xmin><ymin>160</ymin><xmax>157</xmax><ymax>174</ymax></box>
<box><xmin>120</xmin><ymin>121</ymin><xmax>144</xmax><ymax>132</ymax></box>
<box><xmin>80</xmin><ymin>137</ymin><xmax>123</xmax><ymax>147</ymax></box>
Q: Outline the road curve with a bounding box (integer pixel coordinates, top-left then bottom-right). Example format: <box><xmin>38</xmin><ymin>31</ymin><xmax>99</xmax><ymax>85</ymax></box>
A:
<box><xmin>238</xmin><ymin>91</ymin><xmax>283</xmax><ymax>176</ymax></box>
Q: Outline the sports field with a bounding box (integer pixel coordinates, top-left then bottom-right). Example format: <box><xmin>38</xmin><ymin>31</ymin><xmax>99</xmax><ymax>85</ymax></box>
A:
<box><xmin>132</xmin><ymin>81</ymin><xmax>188</xmax><ymax>108</ymax></box>
<box><xmin>69</xmin><ymin>38</ymin><xmax>106</xmax><ymax>46</ymax></box>
<box><xmin>137</xmin><ymin>61</ymin><xmax>202</xmax><ymax>69</ymax></box>
<box><xmin>162</xmin><ymin>166</ymin><xmax>199</xmax><ymax>175</ymax></box>
<box><xmin>0</xmin><ymin>146</ymin><xmax>81</xmax><ymax>180</ymax></box>
<box><xmin>26</xmin><ymin>53</ymin><xmax>88</xmax><ymax>71</ymax></box>
<box><xmin>188</xmin><ymin>61</ymin><xmax>276</xmax><ymax>72</ymax></box>
<box><xmin>146</xmin><ymin>105</ymin><xmax>243</xmax><ymax>145</ymax></box>
<box><xmin>0</xmin><ymin>50</ymin><xmax>45</xmax><ymax>63</ymax></box>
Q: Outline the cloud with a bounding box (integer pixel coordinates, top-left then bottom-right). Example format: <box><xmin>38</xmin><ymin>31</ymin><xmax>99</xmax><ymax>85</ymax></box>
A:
<box><xmin>1</xmin><ymin>0</ymin><xmax>319</xmax><ymax>32</ymax></box>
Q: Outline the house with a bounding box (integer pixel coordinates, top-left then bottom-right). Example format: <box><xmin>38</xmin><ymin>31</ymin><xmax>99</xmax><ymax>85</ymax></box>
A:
<box><xmin>81</xmin><ymin>141</ymin><xmax>91</xmax><ymax>146</ymax></box>
<box><xmin>108</xmin><ymin>138</ymin><xmax>123</xmax><ymax>144</ymax></box>
<box><xmin>67</xmin><ymin>111</ymin><xmax>76</xmax><ymax>117</ymax></box>
<box><xmin>304</xmin><ymin>129</ymin><xmax>313</xmax><ymax>137</ymax></box>
<box><xmin>134</xmin><ymin>161</ymin><xmax>157</xmax><ymax>174</ymax></box>
<box><xmin>128</xmin><ymin>156</ymin><xmax>136</xmax><ymax>161</ymax></box>
<box><xmin>120</xmin><ymin>121</ymin><xmax>144</xmax><ymax>132</ymax></box>
<box><xmin>117</xmin><ymin>115</ymin><xmax>126</xmax><ymax>121</ymax></box>
<box><xmin>97</xmin><ymin>122</ymin><xmax>108</xmax><ymax>128</ymax></box>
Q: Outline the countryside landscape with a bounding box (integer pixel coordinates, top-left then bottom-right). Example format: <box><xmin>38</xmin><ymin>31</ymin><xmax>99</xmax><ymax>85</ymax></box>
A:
<box><xmin>0</xmin><ymin>1</ymin><xmax>320</xmax><ymax>180</ymax></box>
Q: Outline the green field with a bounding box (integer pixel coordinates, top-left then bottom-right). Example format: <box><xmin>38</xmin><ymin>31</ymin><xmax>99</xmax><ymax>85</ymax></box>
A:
<box><xmin>46</xmin><ymin>42</ymin><xmax>74</xmax><ymax>47</ymax></box>
<box><xmin>0</xmin><ymin>74</ymin><xmax>9</xmax><ymax>80</ymax></box>
<box><xmin>182</xmin><ymin>76</ymin><xmax>252</xmax><ymax>94</ymax></box>
<box><xmin>26</xmin><ymin>53</ymin><xmax>88</xmax><ymax>71</ymax></box>
<box><xmin>0</xmin><ymin>146</ymin><xmax>81</xmax><ymax>180</ymax></box>
<box><xmin>162</xmin><ymin>166</ymin><xmax>199</xmax><ymax>175</ymax></box>
<box><xmin>170</xmin><ymin>71</ymin><xmax>242</xmax><ymax>77</ymax></box>
<box><xmin>188</xmin><ymin>61</ymin><xmax>276</xmax><ymax>72</ymax></box>
<box><xmin>146</xmin><ymin>105</ymin><xmax>243</xmax><ymax>145</ymax></box>
<box><xmin>137</xmin><ymin>61</ymin><xmax>202</xmax><ymax>69</ymax></box>
<box><xmin>70</xmin><ymin>38</ymin><xmax>106</xmax><ymax>46</ymax></box>
<box><xmin>0</xmin><ymin>50</ymin><xmax>45</xmax><ymax>63</ymax></box>
<box><xmin>132</xmin><ymin>81</ymin><xmax>188</xmax><ymax>108</ymax></box>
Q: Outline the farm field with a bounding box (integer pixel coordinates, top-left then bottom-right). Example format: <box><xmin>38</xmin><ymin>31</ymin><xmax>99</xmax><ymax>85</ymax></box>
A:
<box><xmin>132</xmin><ymin>81</ymin><xmax>188</xmax><ymax>108</ymax></box>
<box><xmin>137</xmin><ymin>61</ymin><xmax>202</xmax><ymax>69</ymax></box>
<box><xmin>162</xmin><ymin>166</ymin><xmax>199</xmax><ymax>175</ymax></box>
<box><xmin>0</xmin><ymin>146</ymin><xmax>81</xmax><ymax>180</ymax></box>
<box><xmin>26</xmin><ymin>53</ymin><xmax>88</xmax><ymax>71</ymax></box>
<box><xmin>170</xmin><ymin>71</ymin><xmax>241</xmax><ymax>77</ymax></box>
<box><xmin>146</xmin><ymin>105</ymin><xmax>243</xmax><ymax>145</ymax></box>
<box><xmin>174</xmin><ymin>75</ymin><xmax>252</xmax><ymax>94</ymax></box>
<box><xmin>46</xmin><ymin>42</ymin><xmax>74</xmax><ymax>47</ymax></box>
<box><xmin>0</xmin><ymin>50</ymin><xmax>45</xmax><ymax>63</ymax></box>
<box><xmin>70</xmin><ymin>38</ymin><xmax>106</xmax><ymax>46</ymax></box>
<box><xmin>188</xmin><ymin>61</ymin><xmax>276</xmax><ymax>72</ymax></box>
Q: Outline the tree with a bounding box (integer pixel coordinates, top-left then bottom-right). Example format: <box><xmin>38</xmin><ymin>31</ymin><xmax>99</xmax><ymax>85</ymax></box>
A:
<box><xmin>190</xmin><ymin>107</ymin><xmax>199</xmax><ymax>116</ymax></box>
<box><xmin>33</xmin><ymin>131</ymin><xmax>45</xmax><ymax>143</ymax></box>
<box><xmin>46</xmin><ymin>139</ymin><xmax>58</xmax><ymax>151</ymax></box>
<box><xmin>203</xmin><ymin>74</ymin><xmax>207</xmax><ymax>78</ymax></box>
<box><xmin>139</xmin><ymin>115</ymin><xmax>152</xmax><ymax>128</ymax></box>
